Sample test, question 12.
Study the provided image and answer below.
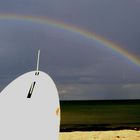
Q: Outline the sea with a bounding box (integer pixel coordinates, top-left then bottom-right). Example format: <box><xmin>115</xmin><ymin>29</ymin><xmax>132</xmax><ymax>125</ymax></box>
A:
<box><xmin>60</xmin><ymin>100</ymin><xmax>140</xmax><ymax>132</ymax></box>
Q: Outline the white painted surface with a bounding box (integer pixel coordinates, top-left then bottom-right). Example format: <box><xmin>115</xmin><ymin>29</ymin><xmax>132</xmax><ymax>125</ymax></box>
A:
<box><xmin>0</xmin><ymin>71</ymin><xmax>60</xmax><ymax>140</ymax></box>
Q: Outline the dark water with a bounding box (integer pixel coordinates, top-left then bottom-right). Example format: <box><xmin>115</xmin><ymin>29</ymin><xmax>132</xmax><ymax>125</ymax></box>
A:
<box><xmin>60</xmin><ymin>100</ymin><xmax>140</xmax><ymax>131</ymax></box>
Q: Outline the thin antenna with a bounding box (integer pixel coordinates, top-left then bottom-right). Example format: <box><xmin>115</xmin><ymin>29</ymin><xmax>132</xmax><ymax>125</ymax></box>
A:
<box><xmin>35</xmin><ymin>50</ymin><xmax>40</xmax><ymax>75</ymax></box>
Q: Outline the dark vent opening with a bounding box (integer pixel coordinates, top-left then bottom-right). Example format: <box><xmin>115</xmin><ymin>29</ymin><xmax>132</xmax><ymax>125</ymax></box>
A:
<box><xmin>27</xmin><ymin>82</ymin><xmax>36</xmax><ymax>98</ymax></box>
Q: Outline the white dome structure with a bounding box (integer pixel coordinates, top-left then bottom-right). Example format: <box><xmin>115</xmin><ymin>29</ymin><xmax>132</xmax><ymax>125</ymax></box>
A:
<box><xmin>0</xmin><ymin>51</ymin><xmax>60</xmax><ymax>140</ymax></box>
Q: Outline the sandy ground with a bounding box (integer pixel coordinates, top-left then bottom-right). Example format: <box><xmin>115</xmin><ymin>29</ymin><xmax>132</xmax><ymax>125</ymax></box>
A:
<box><xmin>60</xmin><ymin>130</ymin><xmax>140</xmax><ymax>140</ymax></box>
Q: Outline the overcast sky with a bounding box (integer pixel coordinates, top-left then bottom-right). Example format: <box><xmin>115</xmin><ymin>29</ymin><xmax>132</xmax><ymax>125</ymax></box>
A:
<box><xmin>0</xmin><ymin>0</ymin><xmax>140</xmax><ymax>100</ymax></box>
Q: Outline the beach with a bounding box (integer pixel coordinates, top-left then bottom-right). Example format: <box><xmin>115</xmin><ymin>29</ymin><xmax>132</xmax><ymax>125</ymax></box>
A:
<box><xmin>60</xmin><ymin>130</ymin><xmax>140</xmax><ymax>140</ymax></box>
<box><xmin>60</xmin><ymin>100</ymin><xmax>140</xmax><ymax>139</ymax></box>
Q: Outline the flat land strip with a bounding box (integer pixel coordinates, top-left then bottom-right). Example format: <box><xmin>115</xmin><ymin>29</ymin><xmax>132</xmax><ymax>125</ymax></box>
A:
<box><xmin>60</xmin><ymin>130</ymin><xmax>140</xmax><ymax>140</ymax></box>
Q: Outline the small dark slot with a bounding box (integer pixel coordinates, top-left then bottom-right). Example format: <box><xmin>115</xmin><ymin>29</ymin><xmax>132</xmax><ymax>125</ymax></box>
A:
<box><xmin>35</xmin><ymin>72</ymin><xmax>39</xmax><ymax>76</ymax></box>
<box><xmin>27</xmin><ymin>82</ymin><xmax>36</xmax><ymax>98</ymax></box>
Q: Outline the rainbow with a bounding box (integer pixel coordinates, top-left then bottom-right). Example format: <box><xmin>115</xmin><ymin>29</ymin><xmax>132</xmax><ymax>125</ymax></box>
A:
<box><xmin>0</xmin><ymin>14</ymin><xmax>140</xmax><ymax>68</ymax></box>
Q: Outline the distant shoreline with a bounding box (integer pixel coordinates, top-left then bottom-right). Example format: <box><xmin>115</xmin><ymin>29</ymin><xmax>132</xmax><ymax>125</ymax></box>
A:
<box><xmin>60</xmin><ymin>99</ymin><xmax>140</xmax><ymax>102</ymax></box>
<box><xmin>60</xmin><ymin>124</ymin><xmax>140</xmax><ymax>132</ymax></box>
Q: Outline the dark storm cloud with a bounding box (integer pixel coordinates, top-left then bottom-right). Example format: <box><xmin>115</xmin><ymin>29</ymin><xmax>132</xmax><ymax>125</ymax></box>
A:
<box><xmin>0</xmin><ymin>0</ymin><xmax>140</xmax><ymax>99</ymax></box>
<box><xmin>58</xmin><ymin>83</ymin><xmax>140</xmax><ymax>100</ymax></box>
<box><xmin>0</xmin><ymin>0</ymin><xmax>140</xmax><ymax>51</ymax></box>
